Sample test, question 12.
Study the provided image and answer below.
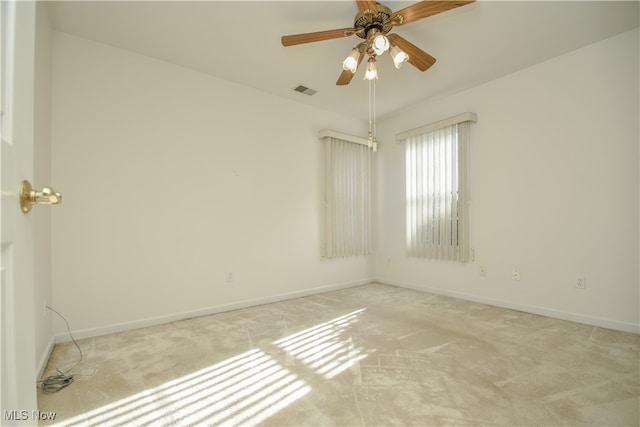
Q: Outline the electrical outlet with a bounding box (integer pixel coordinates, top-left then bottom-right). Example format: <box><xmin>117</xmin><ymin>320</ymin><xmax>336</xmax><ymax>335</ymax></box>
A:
<box><xmin>512</xmin><ymin>270</ymin><xmax>520</xmax><ymax>281</ymax></box>
<box><xmin>226</xmin><ymin>272</ymin><xmax>234</xmax><ymax>282</ymax></box>
<box><xmin>479</xmin><ymin>266</ymin><xmax>487</xmax><ymax>277</ymax></box>
<box><xmin>576</xmin><ymin>276</ymin><xmax>586</xmax><ymax>289</ymax></box>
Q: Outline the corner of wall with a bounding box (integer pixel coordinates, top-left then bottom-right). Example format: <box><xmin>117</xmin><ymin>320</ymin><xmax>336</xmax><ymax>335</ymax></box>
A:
<box><xmin>33</xmin><ymin>0</ymin><xmax>54</xmax><ymax>373</ymax></box>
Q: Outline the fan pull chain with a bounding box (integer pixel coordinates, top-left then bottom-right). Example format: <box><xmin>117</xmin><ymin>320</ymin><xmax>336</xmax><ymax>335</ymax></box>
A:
<box><xmin>373</xmin><ymin>77</ymin><xmax>377</xmax><ymax>151</ymax></box>
<box><xmin>367</xmin><ymin>77</ymin><xmax>378</xmax><ymax>152</ymax></box>
<box><xmin>368</xmin><ymin>77</ymin><xmax>373</xmax><ymax>142</ymax></box>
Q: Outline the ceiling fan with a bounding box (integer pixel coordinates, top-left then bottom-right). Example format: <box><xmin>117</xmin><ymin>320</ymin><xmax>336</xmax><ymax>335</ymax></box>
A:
<box><xmin>281</xmin><ymin>0</ymin><xmax>475</xmax><ymax>85</ymax></box>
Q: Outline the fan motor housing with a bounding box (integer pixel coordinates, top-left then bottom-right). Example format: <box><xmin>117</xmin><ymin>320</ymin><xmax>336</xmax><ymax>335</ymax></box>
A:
<box><xmin>353</xmin><ymin>3</ymin><xmax>393</xmax><ymax>38</ymax></box>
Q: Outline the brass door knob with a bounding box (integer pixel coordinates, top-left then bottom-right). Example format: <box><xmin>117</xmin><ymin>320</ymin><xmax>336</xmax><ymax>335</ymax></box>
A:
<box><xmin>20</xmin><ymin>180</ymin><xmax>62</xmax><ymax>213</ymax></box>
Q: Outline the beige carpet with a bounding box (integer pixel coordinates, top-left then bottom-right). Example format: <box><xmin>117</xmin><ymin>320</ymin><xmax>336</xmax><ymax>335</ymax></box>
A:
<box><xmin>38</xmin><ymin>283</ymin><xmax>639</xmax><ymax>426</ymax></box>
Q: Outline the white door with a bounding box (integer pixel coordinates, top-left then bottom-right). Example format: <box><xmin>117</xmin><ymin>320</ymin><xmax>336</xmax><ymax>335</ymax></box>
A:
<box><xmin>1</xmin><ymin>0</ymin><xmax>38</xmax><ymax>421</ymax></box>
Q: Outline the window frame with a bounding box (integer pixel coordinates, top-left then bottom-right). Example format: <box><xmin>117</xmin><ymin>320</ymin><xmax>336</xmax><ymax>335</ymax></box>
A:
<box><xmin>319</xmin><ymin>132</ymin><xmax>374</xmax><ymax>259</ymax></box>
<box><xmin>400</xmin><ymin>113</ymin><xmax>476</xmax><ymax>262</ymax></box>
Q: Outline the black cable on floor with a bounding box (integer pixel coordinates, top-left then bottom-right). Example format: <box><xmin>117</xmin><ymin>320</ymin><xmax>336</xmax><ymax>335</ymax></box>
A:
<box><xmin>37</xmin><ymin>306</ymin><xmax>83</xmax><ymax>393</ymax></box>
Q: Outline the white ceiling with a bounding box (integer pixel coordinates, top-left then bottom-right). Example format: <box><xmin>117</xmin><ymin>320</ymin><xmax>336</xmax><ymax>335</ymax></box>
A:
<box><xmin>47</xmin><ymin>1</ymin><xmax>639</xmax><ymax>121</ymax></box>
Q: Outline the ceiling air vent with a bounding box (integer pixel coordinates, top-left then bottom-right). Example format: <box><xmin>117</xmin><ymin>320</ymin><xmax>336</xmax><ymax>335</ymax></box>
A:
<box><xmin>293</xmin><ymin>85</ymin><xmax>317</xmax><ymax>96</ymax></box>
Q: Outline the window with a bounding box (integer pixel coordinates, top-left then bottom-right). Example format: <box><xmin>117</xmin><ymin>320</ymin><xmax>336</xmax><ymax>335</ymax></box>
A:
<box><xmin>400</xmin><ymin>113</ymin><xmax>476</xmax><ymax>261</ymax></box>
<box><xmin>320</xmin><ymin>132</ymin><xmax>373</xmax><ymax>258</ymax></box>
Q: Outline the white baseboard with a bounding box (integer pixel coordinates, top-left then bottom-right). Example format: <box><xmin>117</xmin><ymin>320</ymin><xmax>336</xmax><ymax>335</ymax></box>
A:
<box><xmin>36</xmin><ymin>335</ymin><xmax>56</xmax><ymax>380</ymax></box>
<box><xmin>55</xmin><ymin>278</ymin><xmax>374</xmax><ymax>342</ymax></box>
<box><xmin>54</xmin><ymin>276</ymin><xmax>638</xmax><ymax>343</ymax></box>
<box><xmin>378</xmin><ymin>278</ymin><xmax>640</xmax><ymax>334</ymax></box>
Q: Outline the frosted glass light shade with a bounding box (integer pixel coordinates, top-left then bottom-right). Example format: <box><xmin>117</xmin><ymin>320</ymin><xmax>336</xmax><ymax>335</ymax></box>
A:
<box><xmin>390</xmin><ymin>45</ymin><xmax>409</xmax><ymax>69</ymax></box>
<box><xmin>372</xmin><ymin>34</ymin><xmax>389</xmax><ymax>55</ymax></box>
<box><xmin>342</xmin><ymin>48</ymin><xmax>360</xmax><ymax>73</ymax></box>
<box><xmin>363</xmin><ymin>59</ymin><xmax>378</xmax><ymax>80</ymax></box>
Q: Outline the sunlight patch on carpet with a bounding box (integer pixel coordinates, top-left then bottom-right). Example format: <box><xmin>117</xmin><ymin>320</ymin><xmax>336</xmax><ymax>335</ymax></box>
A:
<box><xmin>53</xmin><ymin>349</ymin><xmax>310</xmax><ymax>427</ymax></box>
<box><xmin>275</xmin><ymin>308</ymin><xmax>370</xmax><ymax>379</ymax></box>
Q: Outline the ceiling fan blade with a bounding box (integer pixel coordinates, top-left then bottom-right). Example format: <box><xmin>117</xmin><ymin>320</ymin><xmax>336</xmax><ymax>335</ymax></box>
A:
<box><xmin>390</xmin><ymin>0</ymin><xmax>475</xmax><ymax>26</ymax></box>
<box><xmin>281</xmin><ymin>28</ymin><xmax>356</xmax><ymax>46</ymax></box>
<box><xmin>336</xmin><ymin>48</ymin><xmax>366</xmax><ymax>86</ymax></box>
<box><xmin>336</xmin><ymin>69</ymin><xmax>356</xmax><ymax>86</ymax></box>
<box><xmin>388</xmin><ymin>34</ymin><xmax>436</xmax><ymax>72</ymax></box>
<box><xmin>356</xmin><ymin>0</ymin><xmax>378</xmax><ymax>15</ymax></box>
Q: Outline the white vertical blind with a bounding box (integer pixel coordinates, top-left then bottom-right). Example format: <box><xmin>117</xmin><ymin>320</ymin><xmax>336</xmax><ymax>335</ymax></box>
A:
<box><xmin>322</xmin><ymin>137</ymin><xmax>372</xmax><ymax>258</ymax></box>
<box><xmin>404</xmin><ymin>118</ymin><xmax>473</xmax><ymax>261</ymax></box>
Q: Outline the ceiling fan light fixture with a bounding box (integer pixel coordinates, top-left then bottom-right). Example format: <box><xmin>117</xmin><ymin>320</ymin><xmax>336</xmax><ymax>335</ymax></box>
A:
<box><xmin>281</xmin><ymin>0</ymin><xmax>477</xmax><ymax>85</ymax></box>
<box><xmin>371</xmin><ymin>34</ymin><xmax>390</xmax><ymax>55</ymax></box>
<box><xmin>364</xmin><ymin>57</ymin><xmax>378</xmax><ymax>80</ymax></box>
<box><xmin>342</xmin><ymin>48</ymin><xmax>360</xmax><ymax>73</ymax></box>
<box><xmin>390</xmin><ymin>45</ymin><xmax>409</xmax><ymax>69</ymax></box>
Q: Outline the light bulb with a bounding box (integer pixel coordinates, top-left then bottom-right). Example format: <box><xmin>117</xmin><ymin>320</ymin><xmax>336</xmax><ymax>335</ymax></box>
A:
<box><xmin>390</xmin><ymin>45</ymin><xmax>409</xmax><ymax>69</ymax></box>
<box><xmin>364</xmin><ymin>58</ymin><xmax>378</xmax><ymax>80</ymax></box>
<box><xmin>342</xmin><ymin>48</ymin><xmax>360</xmax><ymax>73</ymax></box>
<box><xmin>372</xmin><ymin>34</ymin><xmax>390</xmax><ymax>55</ymax></box>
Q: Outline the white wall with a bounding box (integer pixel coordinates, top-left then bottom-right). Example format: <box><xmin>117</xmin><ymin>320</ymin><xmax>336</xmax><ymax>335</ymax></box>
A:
<box><xmin>33</xmin><ymin>2</ymin><xmax>54</xmax><ymax>374</ymax></box>
<box><xmin>51</xmin><ymin>27</ymin><xmax>639</xmax><ymax>338</ymax></box>
<box><xmin>375</xmin><ymin>29</ymin><xmax>639</xmax><ymax>333</ymax></box>
<box><xmin>51</xmin><ymin>32</ymin><xmax>372</xmax><ymax>338</ymax></box>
